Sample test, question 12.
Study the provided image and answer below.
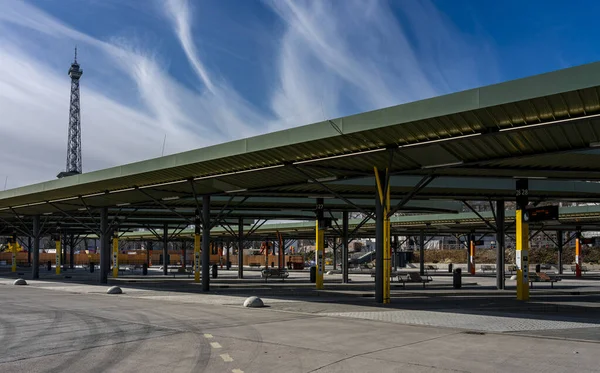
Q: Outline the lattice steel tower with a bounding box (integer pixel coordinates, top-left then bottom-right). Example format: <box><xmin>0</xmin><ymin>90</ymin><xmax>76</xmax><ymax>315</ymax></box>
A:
<box><xmin>57</xmin><ymin>47</ymin><xmax>83</xmax><ymax>179</ymax></box>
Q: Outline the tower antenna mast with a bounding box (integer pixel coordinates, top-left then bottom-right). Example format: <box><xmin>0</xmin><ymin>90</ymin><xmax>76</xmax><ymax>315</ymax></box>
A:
<box><xmin>58</xmin><ymin>47</ymin><xmax>83</xmax><ymax>178</ymax></box>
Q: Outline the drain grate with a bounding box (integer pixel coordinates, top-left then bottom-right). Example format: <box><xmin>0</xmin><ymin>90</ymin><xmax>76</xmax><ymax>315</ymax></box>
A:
<box><xmin>462</xmin><ymin>331</ymin><xmax>486</xmax><ymax>335</ymax></box>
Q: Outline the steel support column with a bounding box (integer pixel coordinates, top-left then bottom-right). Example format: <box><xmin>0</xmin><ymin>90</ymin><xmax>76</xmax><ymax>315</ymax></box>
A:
<box><xmin>202</xmin><ymin>195</ymin><xmax>211</xmax><ymax>292</ymax></box>
<box><xmin>32</xmin><ymin>215</ymin><xmax>40</xmax><ymax>279</ymax></box>
<box><xmin>63</xmin><ymin>231</ymin><xmax>67</xmax><ymax>272</ymax></box>
<box><xmin>100</xmin><ymin>207</ymin><xmax>108</xmax><ymax>284</ymax></box>
<box><xmin>466</xmin><ymin>234</ymin><xmax>472</xmax><ymax>275</ymax></box>
<box><xmin>278</xmin><ymin>236</ymin><xmax>284</xmax><ymax>270</ymax></box>
<box><xmin>226</xmin><ymin>240</ymin><xmax>231</xmax><ymax>270</ymax></box>
<box><xmin>516</xmin><ymin>179</ymin><xmax>529</xmax><ymax>300</ymax></box>
<box><xmin>375</xmin><ymin>192</ymin><xmax>384</xmax><ymax>303</ymax></box>
<box><xmin>516</xmin><ymin>210</ymin><xmax>530</xmax><ymax>300</ymax></box>
<box><xmin>69</xmin><ymin>234</ymin><xmax>75</xmax><ymax>270</ymax></box>
<box><xmin>146</xmin><ymin>240</ymin><xmax>152</xmax><ymax>268</ymax></box>
<box><xmin>419</xmin><ymin>230</ymin><xmax>425</xmax><ymax>276</ymax></box>
<box><xmin>315</xmin><ymin>223</ymin><xmax>325</xmax><ymax>290</ymax></box>
<box><xmin>238</xmin><ymin>217</ymin><xmax>244</xmax><ymax>279</ymax></box>
<box><xmin>55</xmin><ymin>234</ymin><xmax>61</xmax><ymax>275</ymax></box>
<box><xmin>496</xmin><ymin>200</ymin><xmax>505</xmax><ymax>289</ymax></box>
<box><xmin>393</xmin><ymin>235</ymin><xmax>398</xmax><ymax>272</ymax></box>
<box><xmin>10</xmin><ymin>233</ymin><xmax>17</xmax><ymax>273</ymax></box>
<box><xmin>182</xmin><ymin>240</ymin><xmax>187</xmax><ymax>269</ymax></box>
<box><xmin>112</xmin><ymin>233</ymin><xmax>119</xmax><ymax>278</ymax></box>
<box><xmin>342</xmin><ymin>211</ymin><xmax>349</xmax><ymax>284</ymax></box>
<box><xmin>575</xmin><ymin>231</ymin><xmax>582</xmax><ymax>278</ymax></box>
<box><xmin>557</xmin><ymin>230</ymin><xmax>563</xmax><ymax>275</ymax></box>
<box><xmin>469</xmin><ymin>233</ymin><xmax>476</xmax><ymax>275</ymax></box>
<box><xmin>332</xmin><ymin>237</ymin><xmax>337</xmax><ymax>270</ymax></box>
<box><xmin>28</xmin><ymin>236</ymin><xmax>32</xmax><ymax>265</ymax></box>
<box><xmin>163</xmin><ymin>222</ymin><xmax>168</xmax><ymax>276</ymax></box>
<box><xmin>374</xmin><ymin>167</ymin><xmax>391</xmax><ymax>304</ymax></box>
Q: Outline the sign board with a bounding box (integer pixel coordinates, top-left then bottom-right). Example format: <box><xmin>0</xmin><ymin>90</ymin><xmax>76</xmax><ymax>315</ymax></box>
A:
<box><xmin>523</xmin><ymin>205</ymin><xmax>559</xmax><ymax>223</ymax></box>
<box><xmin>317</xmin><ymin>250</ymin><xmax>324</xmax><ymax>275</ymax></box>
<box><xmin>515</xmin><ymin>179</ymin><xmax>529</xmax><ymax>210</ymax></box>
<box><xmin>194</xmin><ymin>252</ymin><xmax>200</xmax><ymax>269</ymax></box>
<box><xmin>318</xmin><ymin>217</ymin><xmax>332</xmax><ymax>230</ymax></box>
<box><xmin>581</xmin><ymin>237</ymin><xmax>600</xmax><ymax>245</ymax></box>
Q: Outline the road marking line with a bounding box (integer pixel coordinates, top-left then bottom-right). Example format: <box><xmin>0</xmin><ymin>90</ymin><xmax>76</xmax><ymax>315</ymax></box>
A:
<box><xmin>204</xmin><ymin>333</ymin><xmax>213</xmax><ymax>339</ymax></box>
<box><xmin>232</xmin><ymin>370</ymin><xmax>244</xmax><ymax>373</ymax></box>
<box><xmin>210</xmin><ymin>342</ymin><xmax>222</xmax><ymax>349</ymax></box>
<box><xmin>220</xmin><ymin>353</ymin><xmax>233</xmax><ymax>362</ymax></box>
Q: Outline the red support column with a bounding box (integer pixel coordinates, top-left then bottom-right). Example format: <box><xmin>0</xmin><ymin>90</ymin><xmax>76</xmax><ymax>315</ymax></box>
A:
<box><xmin>575</xmin><ymin>234</ymin><xmax>582</xmax><ymax>278</ymax></box>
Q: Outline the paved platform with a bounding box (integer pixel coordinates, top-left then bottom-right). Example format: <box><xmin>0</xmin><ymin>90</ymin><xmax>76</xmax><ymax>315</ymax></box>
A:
<box><xmin>1</xmin><ymin>274</ymin><xmax>600</xmax><ymax>372</ymax></box>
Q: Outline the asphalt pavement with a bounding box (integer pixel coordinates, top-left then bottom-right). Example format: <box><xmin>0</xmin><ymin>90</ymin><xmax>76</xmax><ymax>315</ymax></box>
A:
<box><xmin>1</xmin><ymin>269</ymin><xmax>600</xmax><ymax>372</ymax></box>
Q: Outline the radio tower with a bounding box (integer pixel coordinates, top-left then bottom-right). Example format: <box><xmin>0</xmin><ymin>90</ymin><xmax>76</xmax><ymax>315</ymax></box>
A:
<box><xmin>57</xmin><ymin>47</ymin><xmax>83</xmax><ymax>179</ymax></box>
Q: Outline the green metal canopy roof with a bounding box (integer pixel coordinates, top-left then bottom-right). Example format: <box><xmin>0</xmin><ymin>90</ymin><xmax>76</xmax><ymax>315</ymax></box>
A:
<box><xmin>3</xmin><ymin>61</ymin><xmax>600</xmax><ymax>235</ymax></box>
<box><xmin>112</xmin><ymin>205</ymin><xmax>600</xmax><ymax>241</ymax></box>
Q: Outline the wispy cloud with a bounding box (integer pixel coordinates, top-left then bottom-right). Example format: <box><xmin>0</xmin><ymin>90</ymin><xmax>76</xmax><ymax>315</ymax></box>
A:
<box><xmin>0</xmin><ymin>0</ymin><xmax>261</xmax><ymax>188</ymax></box>
<box><xmin>164</xmin><ymin>0</ymin><xmax>216</xmax><ymax>94</ymax></box>
<box><xmin>0</xmin><ymin>0</ymin><xmax>496</xmax><ymax>189</ymax></box>
<box><xmin>161</xmin><ymin>0</ymin><xmax>269</xmax><ymax>139</ymax></box>
<box><xmin>265</xmin><ymin>0</ymin><xmax>497</xmax><ymax>128</ymax></box>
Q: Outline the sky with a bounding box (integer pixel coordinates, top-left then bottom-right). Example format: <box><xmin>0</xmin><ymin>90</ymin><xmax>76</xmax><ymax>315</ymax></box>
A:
<box><xmin>1</xmin><ymin>0</ymin><xmax>600</xmax><ymax>189</ymax></box>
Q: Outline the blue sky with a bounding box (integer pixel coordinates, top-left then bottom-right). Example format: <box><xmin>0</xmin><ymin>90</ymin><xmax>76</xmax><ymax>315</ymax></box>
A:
<box><xmin>1</xmin><ymin>0</ymin><xmax>599</xmax><ymax>188</ymax></box>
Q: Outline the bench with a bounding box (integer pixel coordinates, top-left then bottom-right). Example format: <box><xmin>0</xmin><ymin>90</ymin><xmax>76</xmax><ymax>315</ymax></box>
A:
<box><xmin>359</xmin><ymin>263</ymin><xmax>373</xmax><ymax>270</ymax></box>
<box><xmin>167</xmin><ymin>267</ymin><xmax>195</xmax><ymax>278</ymax></box>
<box><xmin>398</xmin><ymin>272</ymin><xmax>432</xmax><ymax>288</ymax></box>
<box><xmin>540</xmin><ymin>263</ymin><xmax>552</xmax><ymax>270</ymax></box>
<box><xmin>261</xmin><ymin>268</ymin><xmax>289</xmax><ymax>282</ymax></box>
<box><xmin>507</xmin><ymin>265</ymin><xmax>517</xmax><ymax>274</ymax></box>
<box><xmin>481</xmin><ymin>265</ymin><xmax>496</xmax><ymax>273</ymax></box>
<box><xmin>570</xmin><ymin>265</ymin><xmax>588</xmax><ymax>274</ymax></box>
<box><xmin>370</xmin><ymin>271</ymin><xmax>401</xmax><ymax>282</ymax></box>
<box><xmin>130</xmin><ymin>264</ymin><xmax>143</xmax><ymax>274</ymax></box>
<box><xmin>249</xmin><ymin>263</ymin><xmax>262</xmax><ymax>268</ymax></box>
<box><xmin>529</xmin><ymin>272</ymin><xmax>561</xmax><ymax>288</ymax></box>
<box><xmin>426</xmin><ymin>265</ymin><xmax>438</xmax><ymax>272</ymax></box>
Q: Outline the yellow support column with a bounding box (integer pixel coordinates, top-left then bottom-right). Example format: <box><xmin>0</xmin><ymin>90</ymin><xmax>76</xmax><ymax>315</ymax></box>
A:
<box><xmin>516</xmin><ymin>210</ymin><xmax>529</xmax><ymax>300</ymax></box>
<box><xmin>383</xmin><ymin>182</ymin><xmax>391</xmax><ymax>304</ymax></box>
<box><xmin>375</xmin><ymin>167</ymin><xmax>392</xmax><ymax>304</ymax></box>
<box><xmin>194</xmin><ymin>233</ymin><xmax>201</xmax><ymax>283</ymax></box>
<box><xmin>11</xmin><ymin>243</ymin><xmax>17</xmax><ymax>273</ymax></box>
<box><xmin>55</xmin><ymin>238</ymin><xmax>61</xmax><ymax>275</ymax></box>
<box><xmin>112</xmin><ymin>236</ymin><xmax>119</xmax><ymax>278</ymax></box>
<box><xmin>315</xmin><ymin>221</ymin><xmax>324</xmax><ymax>290</ymax></box>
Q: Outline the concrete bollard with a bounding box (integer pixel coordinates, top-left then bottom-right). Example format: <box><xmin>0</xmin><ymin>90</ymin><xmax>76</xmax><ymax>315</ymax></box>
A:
<box><xmin>107</xmin><ymin>286</ymin><xmax>123</xmax><ymax>294</ymax></box>
<box><xmin>243</xmin><ymin>296</ymin><xmax>264</xmax><ymax>308</ymax></box>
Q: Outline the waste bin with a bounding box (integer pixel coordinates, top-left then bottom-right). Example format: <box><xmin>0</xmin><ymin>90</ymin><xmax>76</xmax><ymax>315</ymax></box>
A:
<box><xmin>448</xmin><ymin>263</ymin><xmax>453</xmax><ymax>273</ymax></box>
<box><xmin>271</xmin><ymin>262</ymin><xmax>274</xmax><ymax>268</ymax></box>
<box><xmin>398</xmin><ymin>252</ymin><xmax>406</xmax><ymax>268</ymax></box>
<box><xmin>310</xmin><ymin>266</ymin><xmax>316</xmax><ymax>283</ymax></box>
<box><xmin>453</xmin><ymin>268</ymin><xmax>462</xmax><ymax>289</ymax></box>
<box><xmin>142</xmin><ymin>263</ymin><xmax>148</xmax><ymax>275</ymax></box>
<box><xmin>47</xmin><ymin>261</ymin><xmax>52</xmax><ymax>271</ymax></box>
<box><xmin>227</xmin><ymin>261</ymin><xmax>231</xmax><ymax>270</ymax></box>
<box><xmin>287</xmin><ymin>262</ymin><xmax>292</xmax><ymax>270</ymax></box>
<box><xmin>90</xmin><ymin>262</ymin><xmax>95</xmax><ymax>273</ymax></box>
<box><xmin>535</xmin><ymin>264</ymin><xmax>541</xmax><ymax>273</ymax></box>
<box><xmin>212</xmin><ymin>264</ymin><xmax>218</xmax><ymax>278</ymax></box>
